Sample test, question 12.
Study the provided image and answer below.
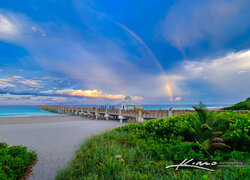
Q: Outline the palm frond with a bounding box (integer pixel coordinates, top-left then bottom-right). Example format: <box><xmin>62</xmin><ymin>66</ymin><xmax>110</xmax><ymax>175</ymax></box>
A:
<box><xmin>201</xmin><ymin>123</ymin><xmax>213</xmax><ymax>131</ymax></box>
<box><xmin>210</xmin><ymin>142</ymin><xmax>231</xmax><ymax>149</ymax></box>
<box><xmin>191</xmin><ymin>101</ymin><xmax>230</xmax><ymax>151</ymax></box>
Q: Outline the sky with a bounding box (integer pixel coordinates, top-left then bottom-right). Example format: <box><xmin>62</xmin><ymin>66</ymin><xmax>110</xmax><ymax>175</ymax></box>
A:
<box><xmin>0</xmin><ymin>0</ymin><xmax>249</xmax><ymax>105</ymax></box>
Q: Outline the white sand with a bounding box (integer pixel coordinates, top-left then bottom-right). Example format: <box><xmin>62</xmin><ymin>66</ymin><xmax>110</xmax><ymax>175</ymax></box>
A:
<box><xmin>0</xmin><ymin>115</ymin><xmax>122</xmax><ymax>180</ymax></box>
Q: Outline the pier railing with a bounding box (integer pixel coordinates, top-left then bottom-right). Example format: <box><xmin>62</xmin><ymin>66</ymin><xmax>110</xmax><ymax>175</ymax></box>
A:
<box><xmin>39</xmin><ymin>105</ymin><xmax>249</xmax><ymax>123</ymax></box>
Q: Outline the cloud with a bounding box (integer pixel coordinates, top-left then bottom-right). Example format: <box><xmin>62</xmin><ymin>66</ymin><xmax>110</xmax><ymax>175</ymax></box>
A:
<box><xmin>0</xmin><ymin>94</ymin><xmax>85</xmax><ymax>105</ymax></box>
<box><xmin>0</xmin><ymin>10</ymin><xmax>135</xmax><ymax>92</ymax></box>
<box><xmin>0</xmin><ymin>76</ymin><xmax>43</xmax><ymax>88</ymax></box>
<box><xmin>157</xmin><ymin>74</ymin><xmax>187</xmax><ymax>98</ymax></box>
<box><xmin>31</xmin><ymin>26</ymin><xmax>46</xmax><ymax>36</ymax></box>
<box><xmin>0</xmin><ymin>14</ymin><xmax>18</xmax><ymax>36</ymax></box>
<box><xmin>182</xmin><ymin>50</ymin><xmax>250</xmax><ymax>79</ymax></box>
<box><xmin>164</xmin><ymin>49</ymin><xmax>250</xmax><ymax>100</ymax></box>
<box><xmin>174</xmin><ymin>97</ymin><xmax>181</xmax><ymax>101</ymax></box>
<box><xmin>0</xmin><ymin>10</ymin><xmax>26</xmax><ymax>41</ymax></box>
<box><xmin>0</xmin><ymin>9</ymin><xmax>48</xmax><ymax>43</ymax></box>
<box><xmin>160</xmin><ymin>0</ymin><xmax>250</xmax><ymax>48</ymax></box>
<box><xmin>53</xmin><ymin>89</ymin><xmax>143</xmax><ymax>100</ymax></box>
<box><xmin>137</xmin><ymin>49</ymin><xmax>250</xmax><ymax>103</ymax></box>
<box><xmin>186</xmin><ymin>50</ymin><xmax>250</xmax><ymax>94</ymax></box>
<box><xmin>132</xmin><ymin>96</ymin><xmax>143</xmax><ymax>101</ymax></box>
<box><xmin>0</xmin><ymin>7</ymin><xmax>248</xmax><ymax>104</ymax></box>
<box><xmin>0</xmin><ymin>8</ymin><xmax>166</xmax><ymax>103</ymax></box>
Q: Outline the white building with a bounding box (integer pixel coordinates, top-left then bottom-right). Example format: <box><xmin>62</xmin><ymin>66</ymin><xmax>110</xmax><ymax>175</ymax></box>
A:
<box><xmin>116</xmin><ymin>96</ymin><xmax>141</xmax><ymax>110</ymax></box>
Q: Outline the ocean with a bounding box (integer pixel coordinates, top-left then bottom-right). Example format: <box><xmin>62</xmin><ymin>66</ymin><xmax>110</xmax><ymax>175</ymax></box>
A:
<box><xmin>0</xmin><ymin>106</ymin><xmax>58</xmax><ymax>117</ymax></box>
<box><xmin>0</xmin><ymin>104</ymin><xmax>229</xmax><ymax>117</ymax></box>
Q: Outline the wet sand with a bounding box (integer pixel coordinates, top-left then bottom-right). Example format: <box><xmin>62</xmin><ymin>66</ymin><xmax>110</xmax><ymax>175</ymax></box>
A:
<box><xmin>0</xmin><ymin>115</ymin><xmax>122</xmax><ymax>180</ymax></box>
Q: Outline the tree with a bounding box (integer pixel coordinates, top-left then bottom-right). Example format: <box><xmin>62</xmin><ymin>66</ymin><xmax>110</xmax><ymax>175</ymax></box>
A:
<box><xmin>191</xmin><ymin>102</ymin><xmax>230</xmax><ymax>153</ymax></box>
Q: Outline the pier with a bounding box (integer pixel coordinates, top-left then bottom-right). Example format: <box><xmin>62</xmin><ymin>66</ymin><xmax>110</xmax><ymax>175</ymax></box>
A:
<box><xmin>39</xmin><ymin>106</ymin><xmax>249</xmax><ymax>123</ymax></box>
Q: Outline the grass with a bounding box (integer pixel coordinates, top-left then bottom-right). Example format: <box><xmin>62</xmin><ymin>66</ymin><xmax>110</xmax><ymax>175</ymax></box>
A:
<box><xmin>56</xmin><ymin>104</ymin><xmax>249</xmax><ymax>179</ymax></box>
<box><xmin>56</xmin><ymin>118</ymin><xmax>249</xmax><ymax>179</ymax></box>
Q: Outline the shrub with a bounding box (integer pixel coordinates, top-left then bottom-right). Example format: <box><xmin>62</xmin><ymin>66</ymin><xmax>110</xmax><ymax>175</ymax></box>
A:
<box><xmin>0</xmin><ymin>143</ymin><xmax>37</xmax><ymax>180</ymax></box>
<box><xmin>190</xmin><ymin>103</ymin><xmax>231</xmax><ymax>151</ymax></box>
<box><xmin>222</xmin><ymin>97</ymin><xmax>250</xmax><ymax>110</ymax></box>
<box><xmin>57</xmin><ymin>110</ymin><xmax>250</xmax><ymax>179</ymax></box>
<box><xmin>117</xmin><ymin>113</ymin><xmax>194</xmax><ymax>141</ymax></box>
<box><xmin>222</xmin><ymin>114</ymin><xmax>250</xmax><ymax>151</ymax></box>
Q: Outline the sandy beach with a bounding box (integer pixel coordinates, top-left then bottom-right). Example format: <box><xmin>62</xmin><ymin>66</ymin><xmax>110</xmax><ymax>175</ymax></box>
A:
<box><xmin>0</xmin><ymin>115</ymin><xmax>122</xmax><ymax>180</ymax></box>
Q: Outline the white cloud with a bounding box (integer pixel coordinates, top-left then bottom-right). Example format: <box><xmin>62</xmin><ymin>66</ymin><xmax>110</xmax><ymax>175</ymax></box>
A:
<box><xmin>0</xmin><ymin>9</ymin><xmax>48</xmax><ymax>42</ymax></box>
<box><xmin>165</xmin><ymin>49</ymin><xmax>250</xmax><ymax>98</ymax></box>
<box><xmin>0</xmin><ymin>76</ymin><xmax>43</xmax><ymax>88</ymax></box>
<box><xmin>183</xmin><ymin>50</ymin><xmax>250</xmax><ymax>78</ymax></box>
<box><xmin>141</xmin><ymin>49</ymin><xmax>250</xmax><ymax>102</ymax></box>
<box><xmin>52</xmin><ymin>89</ymin><xmax>143</xmax><ymax>100</ymax></box>
<box><xmin>0</xmin><ymin>14</ymin><xmax>20</xmax><ymax>40</ymax></box>
<box><xmin>0</xmin><ymin>14</ymin><xmax>17</xmax><ymax>35</ymax></box>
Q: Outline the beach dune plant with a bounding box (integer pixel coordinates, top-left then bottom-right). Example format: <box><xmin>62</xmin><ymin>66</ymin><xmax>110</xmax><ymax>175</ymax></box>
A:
<box><xmin>0</xmin><ymin>142</ymin><xmax>37</xmax><ymax>179</ymax></box>
<box><xmin>222</xmin><ymin>97</ymin><xmax>250</xmax><ymax>110</ymax></box>
<box><xmin>56</xmin><ymin>102</ymin><xmax>249</xmax><ymax>179</ymax></box>
<box><xmin>190</xmin><ymin>102</ymin><xmax>231</xmax><ymax>152</ymax></box>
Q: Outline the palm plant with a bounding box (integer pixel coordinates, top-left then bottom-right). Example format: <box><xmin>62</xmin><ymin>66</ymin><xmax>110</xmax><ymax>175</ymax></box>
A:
<box><xmin>190</xmin><ymin>102</ymin><xmax>230</xmax><ymax>153</ymax></box>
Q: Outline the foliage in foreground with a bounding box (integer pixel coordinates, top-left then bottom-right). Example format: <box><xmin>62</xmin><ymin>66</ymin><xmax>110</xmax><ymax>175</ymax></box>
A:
<box><xmin>0</xmin><ymin>142</ymin><xmax>37</xmax><ymax>180</ymax></box>
<box><xmin>191</xmin><ymin>102</ymin><xmax>231</xmax><ymax>151</ymax></box>
<box><xmin>222</xmin><ymin>97</ymin><xmax>250</xmax><ymax>110</ymax></box>
<box><xmin>56</xmin><ymin>111</ymin><xmax>250</xmax><ymax>180</ymax></box>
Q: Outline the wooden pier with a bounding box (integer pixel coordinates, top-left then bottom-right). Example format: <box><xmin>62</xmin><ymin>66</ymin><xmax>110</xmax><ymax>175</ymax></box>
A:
<box><xmin>39</xmin><ymin>106</ymin><xmax>249</xmax><ymax>123</ymax></box>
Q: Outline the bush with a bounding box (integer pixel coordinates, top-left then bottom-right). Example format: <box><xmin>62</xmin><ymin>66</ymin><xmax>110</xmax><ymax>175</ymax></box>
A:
<box><xmin>222</xmin><ymin>97</ymin><xmax>250</xmax><ymax>110</ymax></box>
<box><xmin>117</xmin><ymin>113</ymin><xmax>194</xmax><ymax>141</ymax></box>
<box><xmin>0</xmin><ymin>143</ymin><xmax>37</xmax><ymax>180</ymax></box>
<box><xmin>56</xmin><ymin>111</ymin><xmax>250</xmax><ymax>179</ymax></box>
<box><xmin>222</xmin><ymin>114</ymin><xmax>250</xmax><ymax>151</ymax></box>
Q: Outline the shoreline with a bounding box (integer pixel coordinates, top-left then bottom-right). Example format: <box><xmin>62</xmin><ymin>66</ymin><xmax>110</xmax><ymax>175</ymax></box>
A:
<box><xmin>0</xmin><ymin>113</ymin><xmax>60</xmax><ymax>118</ymax></box>
<box><xmin>0</xmin><ymin>114</ymin><xmax>59</xmax><ymax>118</ymax></box>
<box><xmin>0</xmin><ymin>115</ymin><xmax>68</xmax><ymax>125</ymax></box>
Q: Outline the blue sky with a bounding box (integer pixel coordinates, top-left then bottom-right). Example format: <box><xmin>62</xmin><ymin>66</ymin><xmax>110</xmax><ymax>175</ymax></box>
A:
<box><xmin>0</xmin><ymin>0</ymin><xmax>249</xmax><ymax>105</ymax></box>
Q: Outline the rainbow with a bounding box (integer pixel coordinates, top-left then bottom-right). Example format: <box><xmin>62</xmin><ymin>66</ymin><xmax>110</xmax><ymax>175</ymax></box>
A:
<box><xmin>174</xmin><ymin>37</ymin><xmax>187</xmax><ymax>60</ymax></box>
<box><xmin>76</xmin><ymin>8</ymin><xmax>176</xmax><ymax>101</ymax></box>
<box><xmin>114</xmin><ymin>21</ymin><xmax>166</xmax><ymax>75</ymax></box>
<box><xmin>166</xmin><ymin>83</ymin><xmax>173</xmax><ymax>101</ymax></box>
<box><xmin>113</xmin><ymin>20</ymin><xmax>174</xmax><ymax>101</ymax></box>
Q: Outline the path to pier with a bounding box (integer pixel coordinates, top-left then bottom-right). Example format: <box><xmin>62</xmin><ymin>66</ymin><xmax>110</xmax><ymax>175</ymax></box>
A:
<box><xmin>0</xmin><ymin>115</ymin><xmax>121</xmax><ymax>180</ymax></box>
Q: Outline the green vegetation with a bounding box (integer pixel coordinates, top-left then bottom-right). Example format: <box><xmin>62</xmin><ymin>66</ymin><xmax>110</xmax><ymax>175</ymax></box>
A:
<box><xmin>191</xmin><ymin>102</ymin><xmax>231</xmax><ymax>152</ymax></box>
<box><xmin>56</xmin><ymin>105</ymin><xmax>250</xmax><ymax>179</ymax></box>
<box><xmin>0</xmin><ymin>142</ymin><xmax>37</xmax><ymax>179</ymax></box>
<box><xmin>222</xmin><ymin>97</ymin><xmax>250</xmax><ymax>110</ymax></box>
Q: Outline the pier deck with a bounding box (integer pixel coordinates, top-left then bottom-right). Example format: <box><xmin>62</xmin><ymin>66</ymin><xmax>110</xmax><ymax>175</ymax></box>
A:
<box><xmin>39</xmin><ymin>106</ymin><xmax>249</xmax><ymax>123</ymax></box>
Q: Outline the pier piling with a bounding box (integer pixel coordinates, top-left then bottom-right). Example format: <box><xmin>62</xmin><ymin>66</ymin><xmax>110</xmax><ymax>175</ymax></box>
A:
<box><xmin>39</xmin><ymin>106</ymin><xmax>249</xmax><ymax>123</ymax></box>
